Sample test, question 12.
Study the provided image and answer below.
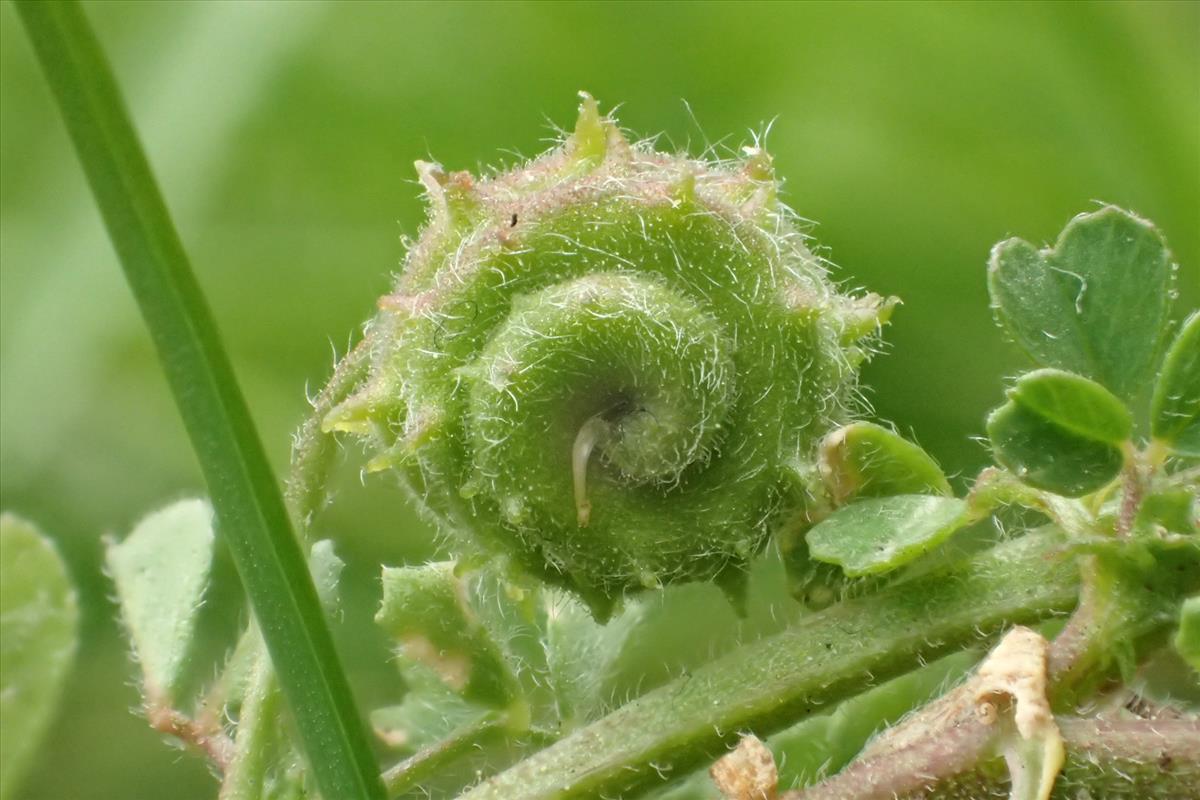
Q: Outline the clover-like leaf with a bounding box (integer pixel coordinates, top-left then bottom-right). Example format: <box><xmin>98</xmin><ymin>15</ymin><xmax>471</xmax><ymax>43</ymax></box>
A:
<box><xmin>988</xmin><ymin>206</ymin><xmax>1173</xmax><ymax>402</ymax></box>
<box><xmin>988</xmin><ymin>369</ymin><xmax>1131</xmax><ymax>497</ymax></box>
<box><xmin>806</xmin><ymin>495</ymin><xmax>969</xmax><ymax>577</ymax></box>
<box><xmin>1177</xmin><ymin>596</ymin><xmax>1200</xmax><ymax>671</ymax></box>
<box><xmin>818</xmin><ymin>422</ymin><xmax>952</xmax><ymax>505</ymax></box>
<box><xmin>1151</xmin><ymin>311</ymin><xmax>1200</xmax><ymax>456</ymax></box>
<box><xmin>1</xmin><ymin>514</ymin><xmax>79</xmax><ymax>800</ymax></box>
<box><xmin>106</xmin><ymin>499</ymin><xmax>214</xmax><ymax>704</ymax></box>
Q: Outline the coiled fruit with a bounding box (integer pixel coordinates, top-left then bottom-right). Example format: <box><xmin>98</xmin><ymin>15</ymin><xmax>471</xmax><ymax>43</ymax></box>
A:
<box><xmin>307</xmin><ymin>94</ymin><xmax>891</xmax><ymax>617</ymax></box>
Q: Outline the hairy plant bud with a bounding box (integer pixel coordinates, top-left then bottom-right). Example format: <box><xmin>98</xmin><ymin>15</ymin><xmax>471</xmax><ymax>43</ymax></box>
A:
<box><xmin>298</xmin><ymin>94</ymin><xmax>892</xmax><ymax>617</ymax></box>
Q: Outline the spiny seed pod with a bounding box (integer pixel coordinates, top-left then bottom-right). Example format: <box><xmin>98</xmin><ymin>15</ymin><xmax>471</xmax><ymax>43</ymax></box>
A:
<box><xmin>298</xmin><ymin>94</ymin><xmax>893</xmax><ymax>618</ymax></box>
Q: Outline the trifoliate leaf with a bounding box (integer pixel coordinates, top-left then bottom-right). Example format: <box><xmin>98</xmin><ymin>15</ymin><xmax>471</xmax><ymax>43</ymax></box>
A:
<box><xmin>988</xmin><ymin>370</ymin><xmax>1130</xmax><ymax>497</ymax></box>
<box><xmin>1151</xmin><ymin>311</ymin><xmax>1200</xmax><ymax>456</ymax></box>
<box><xmin>0</xmin><ymin>514</ymin><xmax>79</xmax><ymax>800</ymax></box>
<box><xmin>988</xmin><ymin>206</ymin><xmax>1173</xmax><ymax>402</ymax></box>
<box><xmin>106</xmin><ymin>499</ymin><xmax>214</xmax><ymax>703</ymax></box>
<box><xmin>818</xmin><ymin>422</ymin><xmax>951</xmax><ymax>505</ymax></box>
<box><xmin>806</xmin><ymin>495</ymin><xmax>969</xmax><ymax>577</ymax></box>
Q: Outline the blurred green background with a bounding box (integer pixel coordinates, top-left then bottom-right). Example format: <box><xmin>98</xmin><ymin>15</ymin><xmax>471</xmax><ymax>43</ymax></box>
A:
<box><xmin>1</xmin><ymin>1</ymin><xmax>1197</xmax><ymax>797</ymax></box>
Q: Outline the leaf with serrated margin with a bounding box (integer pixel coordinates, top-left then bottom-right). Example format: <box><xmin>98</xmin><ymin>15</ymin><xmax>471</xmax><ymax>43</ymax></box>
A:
<box><xmin>1</xmin><ymin>514</ymin><xmax>79</xmax><ymax>800</ymax></box>
<box><xmin>988</xmin><ymin>206</ymin><xmax>1173</xmax><ymax>402</ymax></box>
<box><xmin>806</xmin><ymin>495</ymin><xmax>969</xmax><ymax>577</ymax></box>
<box><xmin>1152</xmin><ymin>311</ymin><xmax>1200</xmax><ymax>456</ymax></box>
<box><xmin>106</xmin><ymin>499</ymin><xmax>214</xmax><ymax>703</ymax></box>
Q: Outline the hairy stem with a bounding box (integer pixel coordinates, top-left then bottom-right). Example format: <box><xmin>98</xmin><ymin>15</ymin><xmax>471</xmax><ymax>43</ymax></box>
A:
<box><xmin>220</xmin><ymin>647</ymin><xmax>282</xmax><ymax>800</ymax></box>
<box><xmin>146</xmin><ymin>705</ymin><xmax>234</xmax><ymax>770</ymax></box>
<box><xmin>461</xmin><ymin>530</ymin><xmax>1080</xmax><ymax>799</ymax></box>
<box><xmin>785</xmin><ymin>717</ymin><xmax>1200</xmax><ymax>800</ymax></box>
<box><xmin>383</xmin><ymin>718</ymin><xmax>504</xmax><ymax>797</ymax></box>
<box><xmin>1048</xmin><ymin>549</ymin><xmax>1197</xmax><ymax>709</ymax></box>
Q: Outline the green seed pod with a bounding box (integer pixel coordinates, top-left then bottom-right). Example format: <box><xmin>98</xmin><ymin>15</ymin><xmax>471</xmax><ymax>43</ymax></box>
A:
<box><xmin>301</xmin><ymin>94</ymin><xmax>892</xmax><ymax>617</ymax></box>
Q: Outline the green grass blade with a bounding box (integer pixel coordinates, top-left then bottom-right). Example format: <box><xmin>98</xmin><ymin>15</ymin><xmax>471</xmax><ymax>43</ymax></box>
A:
<box><xmin>13</xmin><ymin>3</ymin><xmax>385</xmax><ymax>798</ymax></box>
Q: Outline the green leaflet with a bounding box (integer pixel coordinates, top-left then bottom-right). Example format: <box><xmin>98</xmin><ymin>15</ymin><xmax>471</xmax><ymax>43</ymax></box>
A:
<box><xmin>0</xmin><ymin>515</ymin><xmax>79</xmax><ymax>800</ymax></box>
<box><xmin>806</xmin><ymin>495</ymin><xmax>970</xmax><ymax>577</ymax></box>
<box><xmin>1152</xmin><ymin>311</ymin><xmax>1200</xmax><ymax>456</ymax></box>
<box><xmin>818</xmin><ymin>421</ymin><xmax>951</xmax><ymax>505</ymax></box>
<box><xmin>104</xmin><ymin>523</ymin><xmax>349</xmax><ymax>800</ymax></box>
<box><xmin>1006</xmin><ymin>369</ymin><xmax>1132</xmax><ymax>444</ymax></box>
<box><xmin>1136</xmin><ymin>488</ymin><xmax>1198</xmax><ymax>536</ymax></box>
<box><xmin>988</xmin><ymin>370</ymin><xmax>1130</xmax><ymax>497</ymax></box>
<box><xmin>106</xmin><ymin>499</ymin><xmax>215</xmax><ymax>702</ymax></box>
<box><xmin>307</xmin><ymin>540</ymin><xmax>342</xmax><ymax>611</ymax></box>
<box><xmin>987</xmin><ymin>403</ymin><xmax>1122</xmax><ymax>498</ymax></box>
<box><xmin>988</xmin><ymin>206</ymin><xmax>1173</xmax><ymax>403</ymax></box>
<box><xmin>373</xmin><ymin>563</ymin><xmax>555</xmax><ymax>796</ymax></box>
<box><xmin>372</xmin><ymin>554</ymin><xmax>806</xmax><ymax>793</ymax></box>
<box><xmin>376</xmin><ymin>562</ymin><xmax>518</xmax><ymax>707</ymax></box>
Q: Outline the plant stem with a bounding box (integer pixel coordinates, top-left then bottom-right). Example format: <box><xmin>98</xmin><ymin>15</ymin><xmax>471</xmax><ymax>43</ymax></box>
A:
<box><xmin>786</xmin><ymin>717</ymin><xmax>1200</xmax><ymax>799</ymax></box>
<box><xmin>462</xmin><ymin>530</ymin><xmax>1081</xmax><ymax>799</ymax></box>
<box><xmin>13</xmin><ymin>3</ymin><xmax>384</xmax><ymax>798</ymax></box>
<box><xmin>220</xmin><ymin>642</ymin><xmax>282</xmax><ymax>800</ymax></box>
<box><xmin>382</xmin><ymin>717</ymin><xmax>504</xmax><ymax>797</ymax></box>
